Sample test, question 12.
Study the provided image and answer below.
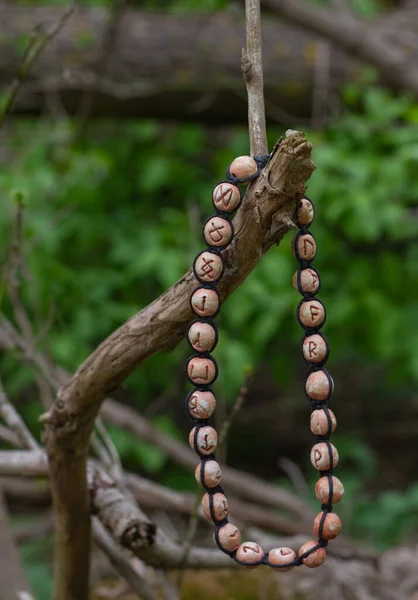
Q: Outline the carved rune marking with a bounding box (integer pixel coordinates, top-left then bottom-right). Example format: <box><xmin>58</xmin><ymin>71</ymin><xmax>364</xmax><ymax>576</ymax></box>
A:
<box><xmin>310</xmin><ymin>305</ymin><xmax>320</xmax><ymax>323</ymax></box>
<box><xmin>189</xmin><ymin>394</ymin><xmax>198</xmax><ymax>413</ymax></box>
<box><xmin>200</xmin><ymin>434</ymin><xmax>214</xmax><ymax>452</ymax></box>
<box><xmin>309</xmin><ymin>270</ymin><xmax>318</xmax><ymax>286</ymax></box>
<box><xmin>190</xmin><ymin>363</ymin><xmax>209</xmax><ymax>382</ymax></box>
<box><xmin>243</xmin><ymin>544</ymin><xmax>260</xmax><ymax>554</ymax></box>
<box><xmin>195</xmin><ymin>293</ymin><xmax>207</xmax><ymax>312</ymax></box>
<box><xmin>219</xmin><ymin>498</ymin><xmax>227</xmax><ymax>518</ymax></box>
<box><xmin>199</xmin><ymin>257</ymin><xmax>215</xmax><ymax>279</ymax></box>
<box><xmin>193</xmin><ymin>331</ymin><xmax>203</xmax><ymax>350</ymax></box>
<box><xmin>216</xmin><ymin>185</ymin><xmax>232</xmax><ymax>207</ymax></box>
<box><xmin>208</xmin><ymin>221</ymin><xmax>226</xmax><ymax>243</ymax></box>
<box><xmin>308</xmin><ymin>341</ymin><xmax>318</xmax><ymax>357</ymax></box>
<box><xmin>303</xmin><ymin>238</ymin><xmax>315</xmax><ymax>257</ymax></box>
<box><xmin>314</xmin><ymin>449</ymin><xmax>322</xmax><ymax>468</ymax></box>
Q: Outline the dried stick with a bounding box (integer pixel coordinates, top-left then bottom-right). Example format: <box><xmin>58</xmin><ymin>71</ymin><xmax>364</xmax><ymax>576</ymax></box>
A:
<box><xmin>0</xmin><ymin>450</ymin><xmax>237</xmax><ymax>569</ymax></box>
<box><xmin>0</xmin><ymin>312</ymin><xmax>312</xmax><ymax>520</ymax></box>
<box><xmin>0</xmin><ymin>486</ymin><xmax>35</xmax><ymax>600</ymax></box>
<box><xmin>0</xmin><ymin>377</ymin><xmax>39</xmax><ymax>451</ymax></box>
<box><xmin>217</xmin><ymin>374</ymin><xmax>251</xmax><ymax>463</ymax></box>
<box><xmin>92</xmin><ymin>518</ymin><xmax>157</xmax><ymax>600</ymax></box>
<box><xmin>0</xmin><ymin>2</ymin><xmax>76</xmax><ymax>129</ymax></box>
<box><xmin>41</xmin><ymin>129</ymin><xmax>313</xmax><ymax>600</ymax></box>
<box><xmin>242</xmin><ymin>0</ymin><xmax>268</xmax><ymax>156</ymax></box>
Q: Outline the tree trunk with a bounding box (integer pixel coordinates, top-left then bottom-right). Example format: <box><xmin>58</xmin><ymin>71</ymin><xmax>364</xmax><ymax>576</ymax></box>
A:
<box><xmin>0</xmin><ymin>6</ymin><xmax>351</xmax><ymax>123</ymax></box>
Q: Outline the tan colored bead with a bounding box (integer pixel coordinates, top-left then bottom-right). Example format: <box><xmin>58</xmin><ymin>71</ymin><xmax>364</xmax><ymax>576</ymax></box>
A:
<box><xmin>299</xmin><ymin>300</ymin><xmax>325</xmax><ymax>328</ymax></box>
<box><xmin>310</xmin><ymin>442</ymin><xmax>339</xmax><ymax>471</ymax></box>
<box><xmin>188</xmin><ymin>390</ymin><xmax>216</xmax><ymax>419</ymax></box>
<box><xmin>217</xmin><ymin>523</ymin><xmax>241</xmax><ymax>552</ymax></box>
<box><xmin>310</xmin><ymin>409</ymin><xmax>337</xmax><ymax>436</ymax></box>
<box><xmin>315</xmin><ymin>476</ymin><xmax>344</xmax><ymax>504</ymax></box>
<box><xmin>204</xmin><ymin>216</ymin><xmax>232</xmax><ymax>248</ymax></box>
<box><xmin>189</xmin><ymin>426</ymin><xmax>218</xmax><ymax>456</ymax></box>
<box><xmin>191</xmin><ymin>288</ymin><xmax>219</xmax><ymax>317</ymax></box>
<box><xmin>305</xmin><ymin>370</ymin><xmax>333</xmax><ymax>401</ymax></box>
<box><xmin>195</xmin><ymin>460</ymin><xmax>222</xmax><ymax>488</ymax></box>
<box><xmin>194</xmin><ymin>251</ymin><xmax>223</xmax><ymax>283</ymax></box>
<box><xmin>213</xmin><ymin>183</ymin><xmax>241</xmax><ymax>213</ymax></box>
<box><xmin>298</xmin><ymin>540</ymin><xmax>326</xmax><ymax>568</ymax></box>
<box><xmin>298</xmin><ymin>198</ymin><xmax>314</xmax><ymax>226</ymax></box>
<box><xmin>292</xmin><ymin>269</ymin><xmax>320</xmax><ymax>294</ymax></box>
<box><xmin>229</xmin><ymin>155</ymin><xmax>258</xmax><ymax>180</ymax></box>
<box><xmin>313</xmin><ymin>512</ymin><xmax>342</xmax><ymax>540</ymax></box>
<box><xmin>187</xmin><ymin>357</ymin><xmax>216</xmax><ymax>385</ymax></box>
<box><xmin>268</xmin><ymin>547</ymin><xmax>297</xmax><ymax>572</ymax></box>
<box><xmin>294</xmin><ymin>234</ymin><xmax>316</xmax><ymax>261</ymax></box>
<box><xmin>202</xmin><ymin>492</ymin><xmax>228</xmax><ymax>522</ymax></box>
<box><xmin>235</xmin><ymin>541</ymin><xmax>264</xmax><ymax>568</ymax></box>
<box><xmin>188</xmin><ymin>322</ymin><xmax>216</xmax><ymax>352</ymax></box>
<box><xmin>302</xmin><ymin>334</ymin><xmax>327</xmax><ymax>364</ymax></box>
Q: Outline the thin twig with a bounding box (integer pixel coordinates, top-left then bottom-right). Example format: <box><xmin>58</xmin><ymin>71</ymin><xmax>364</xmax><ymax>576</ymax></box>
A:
<box><xmin>242</xmin><ymin>0</ymin><xmax>268</xmax><ymax>156</ymax></box>
<box><xmin>0</xmin><ymin>377</ymin><xmax>39</xmax><ymax>451</ymax></box>
<box><xmin>0</xmin><ymin>2</ymin><xmax>76</xmax><ymax>129</ymax></box>
<box><xmin>176</xmin><ymin>490</ymin><xmax>202</xmax><ymax>590</ymax></box>
<box><xmin>217</xmin><ymin>373</ymin><xmax>251</xmax><ymax>463</ymax></box>
<box><xmin>92</xmin><ymin>518</ymin><xmax>157</xmax><ymax>600</ymax></box>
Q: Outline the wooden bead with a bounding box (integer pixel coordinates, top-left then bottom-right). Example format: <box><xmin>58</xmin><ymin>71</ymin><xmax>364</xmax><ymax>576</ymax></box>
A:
<box><xmin>194</xmin><ymin>251</ymin><xmax>223</xmax><ymax>283</ymax></box>
<box><xmin>188</xmin><ymin>390</ymin><xmax>216</xmax><ymax>419</ymax></box>
<box><xmin>315</xmin><ymin>476</ymin><xmax>344</xmax><ymax>504</ymax></box>
<box><xmin>195</xmin><ymin>460</ymin><xmax>222</xmax><ymax>488</ymax></box>
<box><xmin>187</xmin><ymin>357</ymin><xmax>217</xmax><ymax>385</ymax></box>
<box><xmin>188</xmin><ymin>322</ymin><xmax>216</xmax><ymax>352</ymax></box>
<box><xmin>298</xmin><ymin>198</ymin><xmax>314</xmax><ymax>226</ymax></box>
<box><xmin>292</xmin><ymin>268</ymin><xmax>320</xmax><ymax>294</ymax></box>
<box><xmin>213</xmin><ymin>183</ymin><xmax>241</xmax><ymax>213</ymax></box>
<box><xmin>302</xmin><ymin>334</ymin><xmax>327</xmax><ymax>364</ymax></box>
<box><xmin>217</xmin><ymin>523</ymin><xmax>241</xmax><ymax>552</ymax></box>
<box><xmin>202</xmin><ymin>492</ymin><xmax>228</xmax><ymax>522</ymax></box>
<box><xmin>268</xmin><ymin>547</ymin><xmax>296</xmax><ymax>572</ymax></box>
<box><xmin>294</xmin><ymin>234</ymin><xmax>316</xmax><ymax>261</ymax></box>
<box><xmin>191</xmin><ymin>288</ymin><xmax>219</xmax><ymax>317</ymax></box>
<box><xmin>310</xmin><ymin>409</ymin><xmax>337</xmax><ymax>436</ymax></box>
<box><xmin>310</xmin><ymin>442</ymin><xmax>339</xmax><ymax>471</ymax></box>
<box><xmin>298</xmin><ymin>540</ymin><xmax>326</xmax><ymax>568</ymax></box>
<box><xmin>189</xmin><ymin>426</ymin><xmax>218</xmax><ymax>456</ymax></box>
<box><xmin>313</xmin><ymin>511</ymin><xmax>342</xmax><ymax>540</ymax></box>
<box><xmin>235</xmin><ymin>541</ymin><xmax>264</xmax><ymax>568</ymax></box>
<box><xmin>229</xmin><ymin>155</ymin><xmax>258</xmax><ymax>180</ymax></box>
<box><xmin>299</xmin><ymin>300</ymin><xmax>325</xmax><ymax>328</ymax></box>
<box><xmin>305</xmin><ymin>370</ymin><xmax>333</xmax><ymax>401</ymax></box>
<box><xmin>204</xmin><ymin>216</ymin><xmax>233</xmax><ymax>248</ymax></box>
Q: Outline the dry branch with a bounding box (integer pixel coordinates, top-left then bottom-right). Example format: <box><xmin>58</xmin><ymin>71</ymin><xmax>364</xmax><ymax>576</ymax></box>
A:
<box><xmin>242</xmin><ymin>0</ymin><xmax>268</xmax><ymax>155</ymax></box>
<box><xmin>263</xmin><ymin>0</ymin><xmax>418</xmax><ymax>97</ymax></box>
<box><xmin>0</xmin><ymin>312</ymin><xmax>313</xmax><ymax>522</ymax></box>
<box><xmin>40</xmin><ymin>129</ymin><xmax>313</xmax><ymax>599</ymax></box>
<box><xmin>0</xmin><ymin>487</ymin><xmax>34</xmax><ymax>600</ymax></box>
<box><xmin>2</xmin><ymin>6</ymin><xmax>418</xmax><ymax>123</ymax></box>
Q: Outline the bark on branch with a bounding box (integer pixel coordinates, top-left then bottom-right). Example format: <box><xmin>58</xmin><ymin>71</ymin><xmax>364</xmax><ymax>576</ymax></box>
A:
<box><xmin>2</xmin><ymin>5</ymin><xmax>418</xmax><ymax>123</ymax></box>
<box><xmin>40</xmin><ymin>129</ymin><xmax>314</xmax><ymax>599</ymax></box>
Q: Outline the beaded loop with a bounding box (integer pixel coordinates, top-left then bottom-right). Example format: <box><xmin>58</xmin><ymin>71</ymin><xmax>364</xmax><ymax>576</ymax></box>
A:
<box><xmin>186</xmin><ymin>164</ymin><xmax>342</xmax><ymax>570</ymax></box>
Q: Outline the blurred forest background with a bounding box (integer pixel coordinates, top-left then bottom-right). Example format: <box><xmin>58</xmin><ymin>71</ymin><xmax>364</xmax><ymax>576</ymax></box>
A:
<box><xmin>1</xmin><ymin>0</ymin><xmax>418</xmax><ymax>598</ymax></box>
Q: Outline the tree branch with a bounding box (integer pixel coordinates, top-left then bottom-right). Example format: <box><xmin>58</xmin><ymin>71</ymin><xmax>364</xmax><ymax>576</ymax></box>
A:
<box><xmin>0</xmin><ymin>1</ymin><xmax>76</xmax><ymax>128</ymax></box>
<box><xmin>0</xmin><ymin>312</ymin><xmax>312</xmax><ymax>522</ymax></box>
<box><xmin>0</xmin><ymin>486</ymin><xmax>34</xmax><ymax>600</ymax></box>
<box><xmin>242</xmin><ymin>0</ymin><xmax>268</xmax><ymax>155</ymax></box>
<box><xmin>40</xmin><ymin>129</ymin><xmax>313</xmax><ymax>599</ymax></box>
<box><xmin>263</xmin><ymin>0</ymin><xmax>418</xmax><ymax>98</ymax></box>
<box><xmin>0</xmin><ymin>451</ymin><xmax>238</xmax><ymax>570</ymax></box>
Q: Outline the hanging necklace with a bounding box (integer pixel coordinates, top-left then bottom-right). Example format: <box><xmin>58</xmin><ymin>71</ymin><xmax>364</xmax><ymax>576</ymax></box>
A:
<box><xmin>185</xmin><ymin>153</ymin><xmax>343</xmax><ymax>570</ymax></box>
